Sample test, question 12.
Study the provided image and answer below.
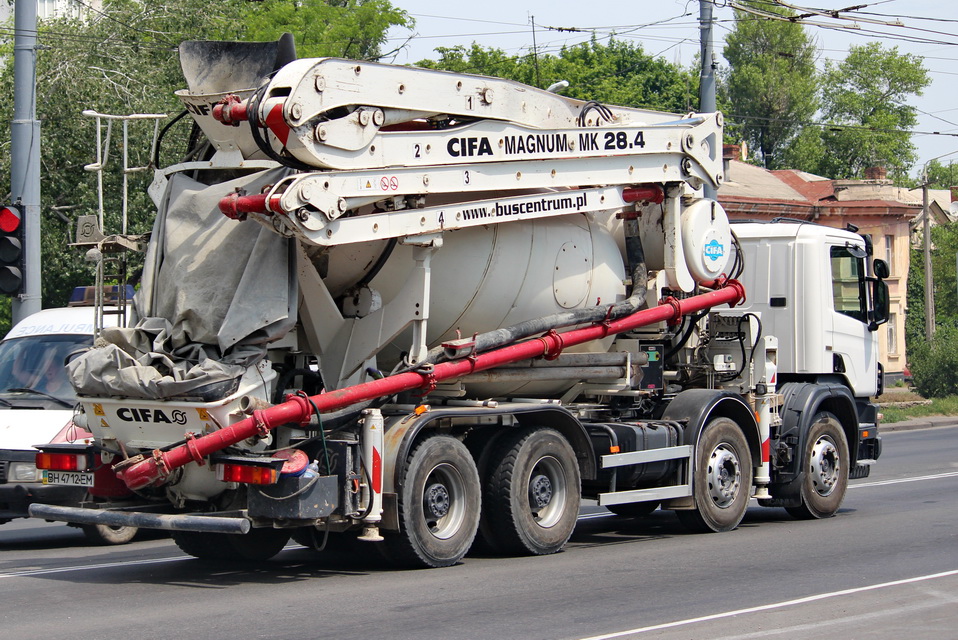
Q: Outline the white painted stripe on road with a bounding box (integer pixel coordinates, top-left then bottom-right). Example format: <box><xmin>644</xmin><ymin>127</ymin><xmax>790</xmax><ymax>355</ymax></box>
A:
<box><xmin>576</xmin><ymin>569</ymin><xmax>958</xmax><ymax>640</ymax></box>
<box><xmin>850</xmin><ymin>470</ymin><xmax>958</xmax><ymax>489</ymax></box>
<box><xmin>0</xmin><ymin>556</ymin><xmax>191</xmax><ymax>579</ymax></box>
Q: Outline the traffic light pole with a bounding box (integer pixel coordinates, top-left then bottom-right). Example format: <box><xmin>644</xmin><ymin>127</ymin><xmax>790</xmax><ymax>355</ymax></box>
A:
<box><xmin>11</xmin><ymin>0</ymin><xmax>42</xmax><ymax>322</ymax></box>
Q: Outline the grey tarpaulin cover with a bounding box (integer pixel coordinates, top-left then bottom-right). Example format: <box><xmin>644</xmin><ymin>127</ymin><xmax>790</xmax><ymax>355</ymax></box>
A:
<box><xmin>68</xmin><ymin>167</ymin><xmax>298</xmax><ymax>399</ymax></box>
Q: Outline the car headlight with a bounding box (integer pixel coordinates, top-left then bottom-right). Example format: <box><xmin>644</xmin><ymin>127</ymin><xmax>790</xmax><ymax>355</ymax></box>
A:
<box><xmin>8</xmin><ymin>462</ymin><xmax>41</xmax><ymax>483</ymax></box>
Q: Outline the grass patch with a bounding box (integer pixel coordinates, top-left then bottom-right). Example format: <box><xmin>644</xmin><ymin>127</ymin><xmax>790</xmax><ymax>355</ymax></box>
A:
<box><xmin>880</xmin><ymin>394</ymin><xmax>958</xmax><ymax>424</ymax></box>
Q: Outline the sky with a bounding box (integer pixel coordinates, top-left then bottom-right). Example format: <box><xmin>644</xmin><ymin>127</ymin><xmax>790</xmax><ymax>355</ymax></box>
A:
<box><xmin>383</xmin><ymin>1</ymin><xmax>958</xmax><ymax>180</ymax></box>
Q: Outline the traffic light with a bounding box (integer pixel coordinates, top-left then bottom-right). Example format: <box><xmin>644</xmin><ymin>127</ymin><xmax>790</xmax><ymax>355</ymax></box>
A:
<box><xmin>0</xmin><ymin>204</ymin><xmax>24</xmax><ymax>296</ymax></box>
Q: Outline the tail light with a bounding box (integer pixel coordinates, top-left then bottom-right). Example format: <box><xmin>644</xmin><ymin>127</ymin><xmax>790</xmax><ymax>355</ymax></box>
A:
<box><xmin>213</xmin><ymin>455</ymin><xmax>284</xmax><ymax>485</ymax></box>
<box><xmin>35</xmin><ymin>447</ymin><xmax>93</xmax><ymax>472</ymax></box>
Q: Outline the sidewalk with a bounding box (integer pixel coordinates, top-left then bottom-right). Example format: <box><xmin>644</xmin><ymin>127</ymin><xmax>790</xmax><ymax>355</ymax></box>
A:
<box><xmin>881</xmin><ymin>415</ymin><xmax>958</xmax><ymax>432</ymax></box>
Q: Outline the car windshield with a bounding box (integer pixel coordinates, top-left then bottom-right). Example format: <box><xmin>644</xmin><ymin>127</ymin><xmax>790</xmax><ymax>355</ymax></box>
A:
<box><xmin>0</xmin><ymin>334</ymin><xmax>91</xmax><ymax>404</ymax></box>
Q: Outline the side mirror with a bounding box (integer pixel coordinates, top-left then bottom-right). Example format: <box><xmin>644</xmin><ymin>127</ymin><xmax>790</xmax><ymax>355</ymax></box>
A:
<box><xmin>873</xmin><ymin>258</ymin><xmax>890</xmax><ymax>280</ymax></box>
<box><xmin>868</xmin><ymin>279</ymin><xmax>890</xmax><ymax>331</ymax></box>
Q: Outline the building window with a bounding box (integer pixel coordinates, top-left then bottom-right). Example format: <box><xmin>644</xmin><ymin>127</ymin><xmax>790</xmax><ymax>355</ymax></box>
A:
<box><xmin>884</xmin><ymin>235</ymin><xmax>895</xmax><ymax>275</ymax></box>
<box><xmin>887</xmin><ymin>312</ymin><xmax>898</xmax><ymax>355</ymax></box>
<box><xmin>38</xmin><ymin>0</ymin><xmax>57</xmax><ymax>19</ymax></box>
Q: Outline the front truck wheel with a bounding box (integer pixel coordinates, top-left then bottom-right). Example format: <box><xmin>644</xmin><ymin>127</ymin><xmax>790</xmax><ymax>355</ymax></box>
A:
<box><xmin>786</xmin><ymin>411</ymin><xmax>849</xmax><ymax>520</ymax></box>
<box><xmin>81</xmin><ymin>524</ymin><xmax>138</xmax><ymax>546</ymax></box>
<box><xmin>676</xmin><ymin>417</ymin><xmax>753</xmax><ymax>533</ymax></box>
<box><xmin>173</xmin><ymin>528</ymin><xmax>291</xmax><ymax>561</ymax></box>
<box><xmin>383</xmin><ymin>435</ymin><xmax>481</xmax><ymax>568</ymax></box>
<box><xmin>480</xmin><ymin>427</ymin><xmax>581</xmax><ymax>556</ymax></box>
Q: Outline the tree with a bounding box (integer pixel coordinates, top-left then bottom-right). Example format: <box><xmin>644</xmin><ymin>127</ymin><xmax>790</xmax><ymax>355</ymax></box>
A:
<box><xmin>239</xmin><ymin>0</ymin><xmax>411</xmax><ymax>60</ymax></box>
<box><xmin>0</xmin><ymin>0</ymin><xmax>409</xmax><ymax>335</ymax></box>
<box><xmin>721</xmin><ymin>1</ymin><xmax>819</xmax><ymax>169</ymax></box>
<box><xmin>923</xmin><ymin>159</ymin><xmax>958</xmax><ymax>191</ymax></box>
<box><xmin>905</xmin><ymin>221</ymin><xmax>958</xmax><ymax>373</ymax></box>
<box><xmin>418</xmin><ymin>37</ymin><xmax>698</xmax><ymax>115</ymax></box>
<box><xmin>814</xmin><ymin>43</ymin><xmax>929</xmax><ymax>181</ymax></box>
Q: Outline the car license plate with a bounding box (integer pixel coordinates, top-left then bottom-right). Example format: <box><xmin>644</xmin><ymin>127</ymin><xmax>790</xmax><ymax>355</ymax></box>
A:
<box><xmin>42</xmin><ymin>470</ymin><xmax>94</xmax><ymax>487</ymax></box>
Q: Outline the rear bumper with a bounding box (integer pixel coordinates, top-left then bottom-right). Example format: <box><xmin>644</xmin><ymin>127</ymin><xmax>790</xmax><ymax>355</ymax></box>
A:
<box><xmin>28</xmin><ymin>503</ymin><xmax>252</xmax><ymax>534</ymax></box>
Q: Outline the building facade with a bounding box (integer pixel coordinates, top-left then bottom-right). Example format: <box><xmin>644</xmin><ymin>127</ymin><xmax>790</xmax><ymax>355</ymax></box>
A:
<box><xmin>0</xmin><ymin>0</ymin><xmax>100</xmax><ymax>23</ymax></box>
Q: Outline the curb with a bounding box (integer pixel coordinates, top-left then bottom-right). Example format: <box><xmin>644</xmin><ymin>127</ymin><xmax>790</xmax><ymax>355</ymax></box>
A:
<box><xmin>881</xmin><ymin>416</ymin><xmax>958</xmax><ymax>432</ymax></box>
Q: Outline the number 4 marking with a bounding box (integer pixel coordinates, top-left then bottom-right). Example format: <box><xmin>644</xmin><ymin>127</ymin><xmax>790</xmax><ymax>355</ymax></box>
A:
<box><xmin>633</xmin><ymin>132</ymin><xmax>645</xmax><ymax>148</ymax></box>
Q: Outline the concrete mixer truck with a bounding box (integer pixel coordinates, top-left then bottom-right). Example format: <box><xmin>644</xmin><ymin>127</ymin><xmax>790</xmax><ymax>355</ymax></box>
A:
<box><xmin>30</xmin><ymin>37</ymin><xmax>888</xmax><ymax>568</ymax></box>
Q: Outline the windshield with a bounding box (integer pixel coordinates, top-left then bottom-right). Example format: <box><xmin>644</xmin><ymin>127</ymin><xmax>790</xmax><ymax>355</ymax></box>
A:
<box><xmin>0</xmin><ymin>334</ymin><xmax>92</xmax><ymax>404</ymax></box>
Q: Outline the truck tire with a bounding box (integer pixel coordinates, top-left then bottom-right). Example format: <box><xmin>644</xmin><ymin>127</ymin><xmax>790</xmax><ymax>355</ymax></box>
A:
<box><xmin>173</xmin><ymin>529</ymin><xmax>290</xmax><ymax>561</ymax></box>
<box><xmin>384</xmin><ymin>435</ymin><xmax>481</xmax><ymax>568</ymax></box>
<box><xmin>480</xmin><ymin>427</ymin><xmax>581</xmax><ymax>556</ymax></box>
<box><xmin>786</xmin><ymin>411</ymin><xmax>849</xmax><ymax>520</ymax></box>
<box><xmin>173</xmin><ymin>531</ymin><xmax>231</xmax><ymax>560</ymax></box>
<box><xmin>81</xmin><ymin>524</ymin><xmax>138</xmax><ymax>546</ymax></box>
<box><xmin>676</xmin><ymin>416</ymin><xmax>752</xmax><ymax>533</ymax></box>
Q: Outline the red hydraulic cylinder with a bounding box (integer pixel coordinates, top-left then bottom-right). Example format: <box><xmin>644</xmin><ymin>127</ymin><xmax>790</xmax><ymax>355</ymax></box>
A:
<box><xmin>114</xmin><ymin>281</ymin><xmax>746</xmax><ymax>490</ymax></box>
<box><xmin>218</xmin><ymin>192</ymin><xmax>283</xmax><ymax>220</ymax></box>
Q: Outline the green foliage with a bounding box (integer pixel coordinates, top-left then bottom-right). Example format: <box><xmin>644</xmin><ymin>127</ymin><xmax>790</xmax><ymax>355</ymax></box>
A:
<box><xmin>909</xmin><ymin>325</ymin><xmax>958</xmax><ymax>398</ymax></box>
<box><xmin>880</xmin><ymin>394</ymin><xmax>958</xmax><ymax>424</ymax></box>
<box><xmin>924</xmin><ymin>159</ymin><xmax>958</xmax><ymax>191</ymax></box>
<box><xmin>814</xmin><ymin>43</ymin><xmax>929</xmax><ymax>181</ymax></box>
<box><xmin>905</xmin><ymin>221</ymin><xmax>958</xmax><ymax>379</ymax></box>
<box><xmin>0</xmin><ymin>0</ymin><xmax>406</xmax><ymax>336</ymax></box>
<box><xmin>240</xmin><ymin>0</ymin><xmax>410</xmax><ymax>59</ymax></box>
<box><xmin>417</xmin><ymin>38</ymin><xmax>698</xmax><ymax>114</ymax></box>
<box><xmin>721</xmin><ymin>1</ymin><xmax>819</xmax><ymax>169</ymax></box>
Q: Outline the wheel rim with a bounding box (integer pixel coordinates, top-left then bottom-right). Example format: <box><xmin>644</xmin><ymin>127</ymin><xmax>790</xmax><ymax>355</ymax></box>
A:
<box><xmin>527</xmin><ymin>455</ymin><xmax>568</xmax><ymax>528</ymax></box>
<box><xmin>809</xmin><ymin>436</ymin><xmax>840</xmax><ymax>497</ymax></box>
<box><xmin>706</xmin><ymin>444</ymin><xmax>742</xmax><ymax>509</ymax></box>
<box><xmin>421</xmin><ymin>462</ymin><xmax>466</xmax><ymax>540</ymax></box>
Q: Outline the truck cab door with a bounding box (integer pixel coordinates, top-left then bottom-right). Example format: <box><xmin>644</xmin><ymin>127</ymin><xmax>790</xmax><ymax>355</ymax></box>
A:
<box><xmin>827</xmin><ymin>244</ymin><xmax>879</xmax><ymax>398</ymax></box>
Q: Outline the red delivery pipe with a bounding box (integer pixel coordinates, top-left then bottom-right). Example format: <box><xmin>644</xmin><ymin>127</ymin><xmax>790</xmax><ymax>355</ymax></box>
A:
<box><xmin>622</xmin><ymin>185</ymin><xmax>665</xmax><ymax>205</ymax></box>
<box><xmin>114</xmin><ymin>281</ymin><xmax>745</xmax><ymax>490</ymax></box>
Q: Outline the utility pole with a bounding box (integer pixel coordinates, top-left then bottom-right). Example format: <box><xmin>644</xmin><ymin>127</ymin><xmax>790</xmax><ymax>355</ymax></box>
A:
<box><xmin>11</xmin><ymin>0</ymin><xmax>42</xmax><ymax>322</ymax></box>
<box><xmin>922</xmin><ymin>172</ymin><xmax>935</xmax><ymax>341</ymax></box>
<box><xmin>699</xmin><ymin>0</ymin><xmax>718</xmax><ymax>199</ymax></box>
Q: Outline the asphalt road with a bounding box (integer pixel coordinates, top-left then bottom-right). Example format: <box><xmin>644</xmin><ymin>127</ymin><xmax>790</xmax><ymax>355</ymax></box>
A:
<box><xmin>1</xmin><ymin>425</ymin><xmax>955</xmax><ymax>640</ymax></box>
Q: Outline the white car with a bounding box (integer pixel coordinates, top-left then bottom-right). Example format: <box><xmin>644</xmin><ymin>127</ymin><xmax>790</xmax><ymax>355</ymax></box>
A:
<box><xmin>0</xmin><ymin>304</ymin><xmax>138</xmax><ymax>545</ymax></box>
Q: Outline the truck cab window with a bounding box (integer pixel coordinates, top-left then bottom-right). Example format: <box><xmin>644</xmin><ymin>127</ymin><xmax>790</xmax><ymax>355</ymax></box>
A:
<box><xmin>830</xmin><ymin>246</ymin><xmax>867</xmax><ymax>323</ymax></box>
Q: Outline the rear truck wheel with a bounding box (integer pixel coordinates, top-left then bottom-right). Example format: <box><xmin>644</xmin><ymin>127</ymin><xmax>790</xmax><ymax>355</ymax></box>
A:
<box><xmin>786</xmin><ymin>411</ymin><xmax>849</xmax><ymax>520</ymax></box>
<box><xmin>480</xmin><ymin>427</ymin><xmax>581</xmax><ymax>556</ymax></box>
<box><xmin>81</xmin><ymin>524</ymin><xmax>138</xmax><ymax>546</ymax></box>
<box><xmin>384</xmin><ymin>435</ymin><xmax>481</xmax><ymax>568</ymax></box>
<box><xmin>173</xmin><ymin>528</ymin><xmax>291</xmax><ymax>561</ymax></box>
<box><xmin>676</xmin><ymin>417</ymin><xmax>753</xmax><ymax>533</ymax></box>
<box><xmin>606</xmin><ymin>501</ymin><xmax>660</xmax><ymax>518</ymax></box>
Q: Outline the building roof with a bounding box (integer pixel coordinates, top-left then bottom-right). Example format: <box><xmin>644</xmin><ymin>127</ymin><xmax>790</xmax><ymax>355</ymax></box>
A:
<box><xmin>718</xmin><ymin>160</ymin><xmax>925</xmax><ymax>223</ymax></box>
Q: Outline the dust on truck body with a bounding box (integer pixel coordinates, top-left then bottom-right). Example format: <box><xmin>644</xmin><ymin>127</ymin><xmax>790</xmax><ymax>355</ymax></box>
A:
<box><xmin>31</xmin><ymin>38</ymin><xmax>889</xmax><ymax>567</ymax></box>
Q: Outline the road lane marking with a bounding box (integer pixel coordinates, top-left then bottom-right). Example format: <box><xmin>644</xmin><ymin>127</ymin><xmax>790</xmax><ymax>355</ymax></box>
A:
<box><xmin>575</xmin><ymin>569</ymin><xmax>958</xmax><ymax>640</ymax></box>
<box><xmin>850</xmin><ymin>470</ymin><xmax>958</xmax><ymax>489</ymax></box>
<box><xmin>710</xmin><ymin>598</ymin><xmax>948</xmax><ymax>639</ymax></box>
<box><xmin>0</xmin><ymin>556</ymin><xmax>191</xmax><ymax>579</ymax></box>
